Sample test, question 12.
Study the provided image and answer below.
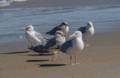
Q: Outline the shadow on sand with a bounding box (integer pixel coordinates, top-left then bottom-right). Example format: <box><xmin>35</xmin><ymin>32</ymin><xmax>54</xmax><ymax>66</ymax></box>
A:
<box><xmin>28</xmin><ymin>53</ymin><xmax>53</xmax><ymax>56</ymax></box>
<box><xmin>39</xmin><ymin>64</ymin><xmax>66</xmax><ymax>67</ymax></box>
<box><xmin>0</xmin><ymin>51</ymin><xmax>29</xmax><ymax>54</ymax></box>
<box><xmin>26</xmin><ymin>59</ymin><xmax>49</xmax><ymax>62</ymax></box>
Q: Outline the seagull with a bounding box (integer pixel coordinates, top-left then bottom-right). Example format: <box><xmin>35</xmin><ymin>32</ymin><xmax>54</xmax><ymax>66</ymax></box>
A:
<box><xmin>46</xmin><ymin>22</ymin><xmax>69</xmax><ymax>38</ymax></box>
<box><xmin>44</xmin><ymin>31</ymin><xmax>66</xmax><ymax>61</ymax></box>
<box><xmin>60</xmin><ymin>31</ymin><xmax>84</xmax><ymax>65</ymax></box>
<box><xmin>78</xmin><ymin>21</ymin><xmax>95</xmax><ymax>35</ymax></box>
<box><xmin>78</xmin><ymin>21</ymin><xmax>95</xmax><ymax>47</ymax></box>
<box><xmin>24</xmin><ymin>25</ymin><xmax>47</xmax><ymax>53</ymax></box>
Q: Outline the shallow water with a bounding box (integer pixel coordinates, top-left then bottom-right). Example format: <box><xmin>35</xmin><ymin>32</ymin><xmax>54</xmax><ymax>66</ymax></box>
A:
<box><xmin>0</xmin><ymin>6</ymin><xmax>120</xmax><ymax>43</ymax></box>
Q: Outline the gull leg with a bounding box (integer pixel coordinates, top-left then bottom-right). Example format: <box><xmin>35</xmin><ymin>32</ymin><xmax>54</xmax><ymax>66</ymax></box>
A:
<box><xmin>75</xmin><ymin>55</ymin><xmax>80</xmax><ymax>64</ymax></box>
<box><xmin>84</xmin><ymin>35</ymin><xmax>89</xmax><ymax>48</ymax></box>
<box><xmin>69</xmin><ymin>55</ymin><xmax>72</xmax><ymax>65</ymax></box>
<box><xmin>50</xmin><ymin>51</ymin><xmax>58</xmax><ymax>62</ymax></box>
<box><xmin>85</xmin><ymin>38</ymin><xmax>90</xmax><ymax>48</ymax></box>
<box><xmin>69</xmin><ymin>55</ymin><xmax>75</xmax><ymax>65</ymax></box>
<box><xmin>75</xmin><ymin>55</ymin><xmax>77</xmax><ymax>64</ymax></box>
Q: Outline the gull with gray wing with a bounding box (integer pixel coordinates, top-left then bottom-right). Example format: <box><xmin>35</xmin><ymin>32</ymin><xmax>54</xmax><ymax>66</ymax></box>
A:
<box><xmin>46</xmin><ymin>22</ymin><xmax>69</xmax><ymax>38</ymax></box>
<box><xmin>60</xmin><ymin>31</ymin><xmax>84</xmax><ymax>65</ymax></box>
<box><xmin>78</xmin><ymin>21</ymin><xmax>95</xmax><ymax>47</ymax></box>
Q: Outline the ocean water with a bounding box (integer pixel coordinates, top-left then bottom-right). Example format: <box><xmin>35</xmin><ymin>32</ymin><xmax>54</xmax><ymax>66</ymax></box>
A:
<box><xmin>0</xmin><ymin>6</ymin><xmax>120</xmax><ymax>44</ymax></box>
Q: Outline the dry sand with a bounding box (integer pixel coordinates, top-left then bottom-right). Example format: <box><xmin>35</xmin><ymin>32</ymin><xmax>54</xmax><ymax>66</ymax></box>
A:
<box><xmin>0</xmin><ymin>32</ymin><xmax>120</xmax><ymax>78</ymax></box>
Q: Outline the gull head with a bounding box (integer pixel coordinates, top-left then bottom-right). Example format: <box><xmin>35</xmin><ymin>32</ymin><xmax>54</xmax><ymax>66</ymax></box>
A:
<box><xmin>87</xmin><ymin>21</ymin><xmax>93</xmax><ymax>27</ymax></box>
<box><xmin>70</xmin><ymin>31</ymin><xmax>82</xmax><ymax>39</ymax></box>
<box><xmin>74</xmin><ymin>31</ymin><xmax>82</xmax><ymax>37</ymax></box>
<box><xmin>87</xmin><ymin>21</ymin><xmax>95</xmax><ymax>35</ymax></box>
<box><xmin>25</xmin><ymin>25</ymin><xmax>34</xmax><ymax>31</ymax></box>
<box><xmin>61</xmin><ymin>21</ymin><xmax>68</xmax><ymax>26</ymax></box>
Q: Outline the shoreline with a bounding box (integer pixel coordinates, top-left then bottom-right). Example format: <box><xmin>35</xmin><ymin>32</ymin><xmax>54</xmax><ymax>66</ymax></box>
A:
<box><xmin>0</xmin><ymin>31</ymin><xmax>119</xmax><ymax>53</ymax></box>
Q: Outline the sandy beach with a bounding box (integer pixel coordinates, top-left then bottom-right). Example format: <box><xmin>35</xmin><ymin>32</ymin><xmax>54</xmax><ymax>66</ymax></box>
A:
<box><xmin>0</xmin><ymin>32</ymin><xmax>120</xmax><ymax>78</ymax></box>
<box><xmin>0</xmin><ymin>0</ymin><xmax>120</xmax><ymax>78</ymax></box>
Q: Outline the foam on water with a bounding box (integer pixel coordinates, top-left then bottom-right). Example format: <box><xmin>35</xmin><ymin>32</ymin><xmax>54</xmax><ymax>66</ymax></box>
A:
<box><xmin>0</xmin><ymin>0</ymin><xmax>11</xmax><ymax>7</ymax></box>
<box><xmin>0</xmin><ymin>0</ymin><xmax>27</xmax><ymax>7</ymax></box>
<box><xmin>0</xmin><ymin>6</ymin><xmax>120</xmax><ymax>43</ymax></box>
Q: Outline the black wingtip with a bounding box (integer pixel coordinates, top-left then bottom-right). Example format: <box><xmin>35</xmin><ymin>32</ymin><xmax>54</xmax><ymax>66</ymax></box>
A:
<box><xmin>46</xmin><ymin>31</ymin><xmax>49</xmax><ymax>34</ymax></box>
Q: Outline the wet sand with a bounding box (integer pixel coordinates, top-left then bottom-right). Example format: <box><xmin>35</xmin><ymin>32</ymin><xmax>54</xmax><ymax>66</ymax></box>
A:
<box><xmin>0</xmin><ymin>32</ymin><xmax>120</xmax><ymax>78</ymax></box>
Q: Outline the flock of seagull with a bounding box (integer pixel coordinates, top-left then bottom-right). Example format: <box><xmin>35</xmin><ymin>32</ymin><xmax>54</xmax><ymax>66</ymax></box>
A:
<box><xmin>24</xmin><ymin>21</ymin><xmax>95</xmax><ymax>65</ymax></box>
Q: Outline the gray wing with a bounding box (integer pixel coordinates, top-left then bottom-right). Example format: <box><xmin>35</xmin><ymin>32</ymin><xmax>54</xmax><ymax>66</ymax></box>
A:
<box><xmin>44</xmin><ymin>37</ymin><xmax>57</xmax><ymax>49</ymax></box>
<box><xmin>46</xmin><ymin>26</ymin><xmax>62</xmax><ymax>35</ymax></box>
<box><xmin>60</xmin><ymin>39</ymin><xmax>73</xmax><ymax>53</ymax></box>
<box><xmin>46</xmin><ymin>22</ymin><xmax>66</xmax><ymax>35</ymax></box>
<box><xmin>29</xmin><ymin>45</ymin><xmax>49</xmax><ymax>53</ymax></box>
<box><xmin>78</xmin><ymin>26</ymin><xmax>90</xmax><ymax>34</ymax></box>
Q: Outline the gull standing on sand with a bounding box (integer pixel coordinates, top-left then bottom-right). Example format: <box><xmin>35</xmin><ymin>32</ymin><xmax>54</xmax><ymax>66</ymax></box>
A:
<box><xmin>24</xmin><ymin>25</ymin><xmax>47</xmax><ymax>53</ymax></box>
<box><xmin>60</xmin><ymin>31</ymin><xmax>84</xmax><ymax>65</ymax></box>
<box><xmin>46</xmin><ymin>22</ymin><xmax>69</xmax><ymax>38</ymax></box>
<box><xmin>78</xmin><ymin>21</ymin><xmax>95</xmax><ymax>47</ymax></box>
<box><xmin>44</xmin><ymin>31</ymin><xmax>66</xmax><ymax>61</ymax></box>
